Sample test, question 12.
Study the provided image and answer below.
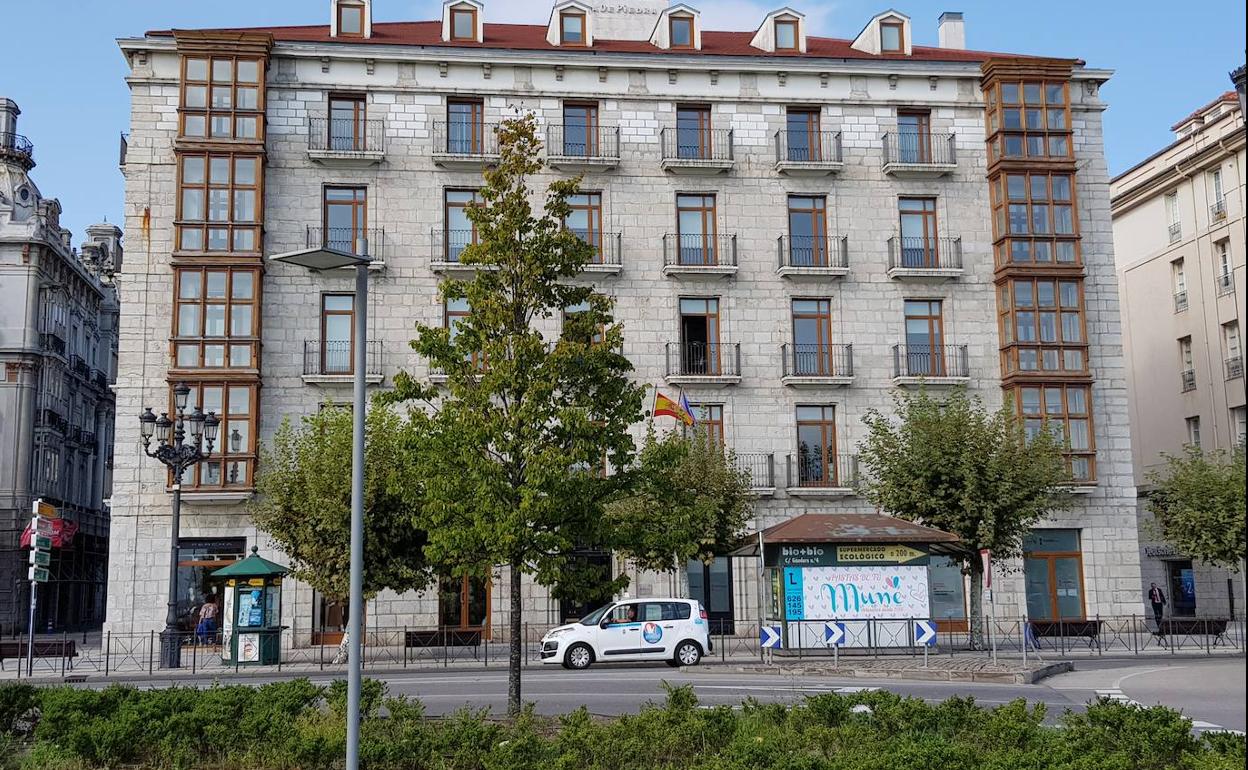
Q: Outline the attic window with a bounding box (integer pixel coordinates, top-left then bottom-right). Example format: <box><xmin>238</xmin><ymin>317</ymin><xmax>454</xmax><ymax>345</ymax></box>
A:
<box><xmin>337</xmin><ymin>2</ymin><xmax>364</xmax><ymax>37</ymax></box>
<box><xmin>775</xmin><ymin>18</ymin><xmax>798</xmax><ymax>51</ymax></box>
<box><xmin>670</xmin><ymin>14</ymin><xmax>694</xmax><ymax>48</ymax></box>
<box><xmin>560</xmin><ymin>10</ymin><xmax>586</xmax><ymax>45</ymax></box>
<box><xmin>450</xmin><ymin>6</ymin><xmax>477</xmax><ymax>41</ymax></box>
<box><xmin>880</xmin><ymin>20</ymin><xmax>904</xmax><ymax>53</ymax></box>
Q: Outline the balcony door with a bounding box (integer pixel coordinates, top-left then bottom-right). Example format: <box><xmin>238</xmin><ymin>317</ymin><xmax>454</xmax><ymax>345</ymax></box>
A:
<box><xmin>447</xmin><ymin>99</ymin><xmax>484</xmax><ymax>154</ymax></box>
<box><xmin>897</xmin><ymin>110</ymin><xmax>932</xmax><ymax>163</ymax></box>
<box><xmin>563</xmin><ymin>102</ymin><xmax>599</xmax><ymax>157</ymax></box>
<box><xmin>444</xmin><ymin>190</ymin><xmax>480</xmax><ymax>261</ymax></box>
<box><xmin>679</xmin><ymin>297</ymin><xmax>720</xmax><ymax>375</ymax></box>
<box><xmin>321</xmin><ymin>294</ymin><xmax>354</xmax><ymax>374</ymax></box>
<box><xmin>565</xmin><ymin>193</ymin><xmax>603</xmax><ymax>260</ymax></box>
<box><xmin>899</xmin><ymin>197</ymin><xmax>939</xmax><ymax>268</ymax></box>
<box><xmin>788</xmin><ymin>195</ymin><xmax>828</xmax><ymax>267</ymax></box>
<box><xmin>796</xmin><ymin>405</ymin><xmax>837</xmax><ymax>486</ymax></box>
<box><xmin>785</xmin><ymin>108</ymin><xmax>821</xmax><ymax>161</ymax></box>
<box><xmin>687</xmin><ymin>557</ymin><xmax>734</xmax><ymax>635</ymax></box>
<box><xmin>904</xmin><ymin>299</ymin><xmax>945</xmax><ymax>376</ymax></box>
<box><xmin>676</xmin><ymin>193</ymin><xmax>717</xmax><ymax>265</ymax></box>
<box><xmin>329</xmin><ymin>95</ymin><xmax>366</xmax><ymax>151</ymax></box>
<box><xmin>323</xmin><ymin>186</ymin><xmax>367</xmax><ymax>255</ymax></box>
<box><xmin>791</xmin><ymin>299</ymin><xmax>833</xmax><ymax>375</ymax></box>
<box><xmin>676</xmin><ymin>105</ymin><xmax>712</xmax><ymax>159</ymax></box>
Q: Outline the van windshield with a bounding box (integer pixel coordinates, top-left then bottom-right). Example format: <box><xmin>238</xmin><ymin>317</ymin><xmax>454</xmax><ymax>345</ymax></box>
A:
<box><xmin>579</xmin><ymin>604</ymin><xmax>612</xmax><ymax>626</ymax></box>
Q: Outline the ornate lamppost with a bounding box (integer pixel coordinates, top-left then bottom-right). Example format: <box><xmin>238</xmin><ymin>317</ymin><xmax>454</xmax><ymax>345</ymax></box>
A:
<box><xmin>139</xmin><ymin>382</ymin><xmax>220</xmax><ymax>668</ymax></box>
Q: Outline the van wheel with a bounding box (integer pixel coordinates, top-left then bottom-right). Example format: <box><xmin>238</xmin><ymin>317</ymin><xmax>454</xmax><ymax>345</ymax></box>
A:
<box><xmin>563</xmin><ymin>643</ymin><xmax>594</xmax><ymax>670</ymax></box>
<box><xmin>674</xmin><ymin>640</ymin><xmax>702</xmax><ymax>667</ymax></box>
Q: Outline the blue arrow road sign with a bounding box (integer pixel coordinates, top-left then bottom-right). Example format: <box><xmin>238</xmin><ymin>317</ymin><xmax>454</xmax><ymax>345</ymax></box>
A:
<box><xmin>760</xmin><ymin>625</ymin><xmax>782</xmax><ymax>649</ymax></box>
<box><xmin>914</xmin><ymin>620</ymin><xmax>937</xmax><ymax>646</ymax></box>
<box><xmin>823</xmin><ymin>621</ymin><xmax>846</xmax><ymax>646</ymax></box>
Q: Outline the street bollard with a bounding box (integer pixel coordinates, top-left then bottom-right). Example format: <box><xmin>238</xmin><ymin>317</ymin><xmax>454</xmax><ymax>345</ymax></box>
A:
<box><xmin>60</xmin><ymin>631</ymin><xmax>67</xmax><ymax>677</ymax></box>
<box><xmin>105</xmin><ymin>631</ymin><xmax>111</xmax><ymax>676</ymax></box>
<box><xmin>148</xmin><ymin>630</ymin><xmax>155</xmax><ymax>674</ymax></box>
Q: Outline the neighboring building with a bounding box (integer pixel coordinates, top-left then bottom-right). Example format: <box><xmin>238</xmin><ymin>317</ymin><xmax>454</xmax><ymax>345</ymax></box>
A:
<box><xmin>0</xmin><ymin>98</ymin><xmax>121</xmax><ymax>633</ymax></box>
<box><xmin>109</xmin><ymin>1</ymin><xmax>1139</xmax><ymax>643</ymax></box>
<box><xmin>1111</xmin><ymin>92</ymin><xmax>1246</xmax><ymax>619</ymax></box>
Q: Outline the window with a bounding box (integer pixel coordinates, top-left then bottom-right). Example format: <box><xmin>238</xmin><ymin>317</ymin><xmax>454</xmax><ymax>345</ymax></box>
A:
<box><xmin>691</xmin><ymin>403</ymin><xmax>724</xmax><ymax>446</ymax></box>
<box><xmin>175</xmin><ymin>539</ymin><xmax>245</xmax><ymax>634</ymax></box>
<box><xmin>997</xmin><ymin>278</ymin><xmax>1087</xmax><ymax>374</ymax></box>
<box><xmin>180</xmin><ymin>56</ymin><xmax>262</xmax><ymax>140</ymax></box>
<box><xmin>687</xmin><ymin>558</ymin><xmax>734</xmax><ymax>633</ymax></box>
<box><xmin>1215</xmin><ymin>240</ymin><xmax>1233</xmax><ymax>294</ymax></box>
<box><xmin>1224</xmin><ymin>321</ymin><xmax>1242</xmax><ymax>379</ymax></box>
<box><xmin>1232</xmin><ymin>407</ymin><xmax>1246</xmax><ymax>446</ymax></box>
<box><xmin>986</xmin><ymin>80</ymin><xmax>1070</xmax><ymax>161</ymax></box>
<box><xmin>880</xmin><ymin>20</ymin><xmax>904</xmax><ymax>53</ymax></box>
<box><xmin>562</xmin><ymin>102</ymin><xmax>599</xmax><ymax>156</ymax></box>
<box><xmin>1172</xmin><ymin>258</ymin><xmax>1188</xmax><ymax>311</ymax></box>
<box><xmin>562</xmin><ymin>299</ymin><xmax>605</xmax><ymax>346</ymax></box>
<box><xmin>1165</xmin><ymin>192</ymin><xmax>1181</xmax><ymax>243</ymax></box>
<box><xmin>1185</xmin><ymin>416</ymin><xmax>1201</xmax><ymax>448</ymax></box>
<box><xmin>444</xmin><ymin>296</ymin><xmax>483</xmax><ymax>370</ymax></box>
<box><xmin>796</xmin><ymin>405</ymin><xmax>838</xmax><ymax>486</ymax></box>
<box><xmin>439</xmin><ymin>575</ymin><xmax>489</xmax><ymax>630</ymax></box>
<box><xmin>1210</xmin><ymin>169</ymin><xmax>1226</xmax><ymax>219</ymax></box>
<box><xmin>321</xmin><ymin>186</ymin><xmax>367</xmax><ymax>255</ymax></box>
<box><xmin>675</xmin><ymin>104</ymin><xmax>712</xmax><ymax>159</ymax></box>
<box><xmin>449</xmin><ymin>5</ymin><xmax>477</xmax><ymax>41</ymax></box>
<box><xmin>447</xmin><ymin>99</ymin><xmax>485</xmax><ymax>154</ymax></box>
<box><xmin>444</xmin><ymin>189</ymin><xmax>481</xmax><ymax>261</ymax></box>
<box><xmin>791</xmin><ymin>299</ymin><xmax>834</xmax><ymax>376</ymax></box>
<box><xmin>180</xmin><ymin>383</ymin><xmax>256</xmax><ymax>489</ymax></box>
<box><xmin>321</xmin><ymin>294</ymin><xmax>355</xmax><ymax>375</ymax></box>
<box><xmin>991</xmin><ymin>171</ymin><xmax>1079</xmax><ymax>265</ymax></box>
<box><xmin>897</xmin><ymin>111</ymin><xmax>931</xmax><ymax>163</ymax></box>
<box><xmin>173</xmin><ymin>267</ymin><xmax>259</xmax><ymax>370</ymax></box>
<box><xmin>774</xmin><ymin>17</ymin><xmax>798</xmax><ymax>50</ymax></box>
<box><xmin>787</xmin><ymin>195</ymin><xmax>827</xmax><ymax>266</ymax></box>
<box><xmin>678</xmin><ymin>297</ymin><xmax>721</xmax><ymax>375</ymax></box>
<box><xmin>1023</xmin><ymin>530</ymin><xmax>1085</xmax><ymax>620</ymax></box>
<box><xmin>337</xmin><ymin>1</ymin><xmax>364</xmax><ymax>36</ymax></box>
<box><xmin>176</xmin><ymin>154</ymin><xmax>260</xmax><ymax>253</ymax></box>
<box><xmin>1016</xmin><ymin>384</ymin><xmax>1095</xmax><ymax>481</ymax></box>
<box><xmin>1179</xmin><ymin>336</ymin><xmax>1195</xmax><ymax>391</ymax></box>
<box><xmin>669</xmin><ymin>14</ymin><xmax>694</xmax><ymax>48</ymax></box>
<box><xmin>903</xmin><ymin>299</ymin><xmax>946</xmax><ymax>376</ymax></box>
<box><xmin>560</xmin><ymin>10</ymin><xmax>586</xmax><ymax>45</ymax></box>
<box><xmin>785</xmin><ymin>107</ymin><xmax>821</xmax><ymax>161</ymax></box>
<box><xmin>898</xmin><ymin>197</ymin><xmax>940</xmax><ymax>268</ymax></box>
<box><xmin>565</xmin><ymin>193</ymin><xmax>604</xmax><ymax>260</ymax></box>
<box><xmin>328</xmin><ymin>95</ymin><xmax>367</xmax><ymax>151</ymax></box>
<box><xmin>676</xmin><ymin>193</ymin><xmax>718</xmax><ymax>265</ymax></box>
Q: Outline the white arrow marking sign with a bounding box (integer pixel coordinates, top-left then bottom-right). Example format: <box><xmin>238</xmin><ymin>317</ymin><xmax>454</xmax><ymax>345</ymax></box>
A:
<box><xmin>823</xmin><ymin>621</ymin><xmax>846</xmax><ymax>646</ymax></box>
<box><xmin>760</xmin><ymin>625</ymin><xmax>782</xmax><ymax>649</ymax></box>
<box><xmin>914</xmin><ymin>620</ymin><xmax>937</xmax><ymax>647</ymax></box>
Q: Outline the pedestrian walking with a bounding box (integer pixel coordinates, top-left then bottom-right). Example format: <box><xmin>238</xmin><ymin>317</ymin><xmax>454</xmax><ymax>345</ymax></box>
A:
<box><xmin>1147</xmin><ymin>583</ymin><xmax>1167</xmax><ymax>642</ymax></box>
<box><xmin>196</xmin><ymin>595</ymin><xmax>219</xmax><ymax>645</ymax></box>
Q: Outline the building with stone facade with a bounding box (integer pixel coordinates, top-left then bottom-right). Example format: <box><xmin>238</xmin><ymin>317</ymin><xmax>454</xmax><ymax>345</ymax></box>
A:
<box><xmin>109</xmin><ymin>0</ymin><xmax>1142</xmax><ymax>644</ymax></box>
<box><xmin>0</xmin><ymin>99</ymin><xmax>121</xmax><ymax>633</ymax></box>
<box><xmin>1111</xmin><ymin>91</ymin><xmax>1246</xmax><ymax>619</ymax></box>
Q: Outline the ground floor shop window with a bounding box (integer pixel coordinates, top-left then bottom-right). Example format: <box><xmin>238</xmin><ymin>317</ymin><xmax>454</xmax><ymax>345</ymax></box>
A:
<box><xmin>175</xmin><ymin>538</ymin><xmax>245</xmax><ymax>634</ymax></box>
<box><xmin>439</xmin><ymin>575</ymin><xmax>489</xmax><ymax>632</ymax></box>
<box><xmin>928</xmin><ymin>555</ymin><xmax>967</xmax><ymax>631</ymax></box>
<box><xmin>311</xmin><ymin>592</ymin><xmax>350</xmax><ymax>645</ymax></box>
<box><xmin>1023</xmin><ymin>529</ymin><xmax>1086</xmax><ymax>620</ymax></box>
<box><xmin>1165</xmin><ymin>559</ymin><xmax>1197</xmax><ymax>617</ymax></box>
<box><xmin>687</xmin><ymin>557</ymin><xmax>733</xmax><ymax>634</ymax></box>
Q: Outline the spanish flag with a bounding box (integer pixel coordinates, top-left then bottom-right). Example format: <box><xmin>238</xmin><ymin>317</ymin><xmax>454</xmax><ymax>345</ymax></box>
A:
<box><xmin>654</xmin><ymin>390</ymin><xmax>696</xmax><ymax>426</ymax></box>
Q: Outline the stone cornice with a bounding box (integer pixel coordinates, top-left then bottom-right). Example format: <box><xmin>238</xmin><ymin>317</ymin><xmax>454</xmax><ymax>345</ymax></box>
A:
<box><xmin>1110</xmin><ymin>120</ymin><xmax>1247</xmax><ymax>214</ymax></box>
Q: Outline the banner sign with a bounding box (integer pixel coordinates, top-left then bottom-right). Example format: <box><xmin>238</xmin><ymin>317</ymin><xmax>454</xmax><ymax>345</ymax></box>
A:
<box><xmin>836</xmin><ymin>545</ymin><xmax>926</xmax><ymax>564</ymax></box>
<box><xmin>783</xmin><ymin>565</ymin><xmax>930</xmax><ymax>621</ymax></box>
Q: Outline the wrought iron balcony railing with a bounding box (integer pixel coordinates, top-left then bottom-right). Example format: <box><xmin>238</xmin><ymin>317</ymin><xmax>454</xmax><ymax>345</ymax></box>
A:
<box><xmin>1210</xmin><ymin>199</ymin><xmax>1227</xmax><ymax>221</ymax></box>
<box><xmin>774</xmin><ymin>130</ymin><xmax>843</xmax><ymax>164</ymax></box>
<box><xmin>882</xmin><ymin>132</ymin><xmax>956</xmax><ymax>166</ymax></box>
<box><xmin>664</xmin><ymin>341</ymin><xmax>741</xmax><ymax>378</ymax></box>
<box><xmin>1168</xmin><ymin>222</ymin><xmax>1182</xmax><ymax>244</ymax></box>
<box><xmin>887</xmin><ymin>236</ymin><xmax>963</xmax><ymax>270</ymax></box>
<box><xmin>777</xmin><ymin>235</ymin><xmax>849</xmax><ymax>269</ymax></box>
<box><xmin>432</xmin><ymin>120</ymin><xmax>501</xmax><ymax>156</ymax></box>
<box><xmin>786</xmin><ymin>452</ymin><xmax>859</xmax><ymax>489</ymax></box>
<box><xmin>1180</xmin><ymin>369</ymin><xmax>1196</xmax><ymax>392</ymax></box>
<box><xmin>733</xmin><ymin>452</ymin><xmax>775</xmax><ymax>490</ymax></box>
<box><xmin>1226</xmin><ymin>356</ymin><xmax>1243</xmax><ymax>381</ymax></box>
<box><xmin>306</xmin><ymin>226</ymin><xmax>385</xmax><ymax>262</ymax></box>
<box><xmin>546</xmin><ymin>124</ymin><xmax>621</xmax><ymax>161</ymax></box>
<box><xmin>308</xmin><ymin>117</ymin><xmax>386</xmax><ymax>154</ymax></box>
<box><xmin>1216</xmin><ymin>272</ymin><xmax>1235</xmax><ymax>297</ymax></box>
<box><xmin>660</xmin><ymin>128</ymin><xmax>734</xmax><ymax>162</ymax></box>
<box><xmin>303</xmin><ymin>340</ymin><xmax>383</xmax><ymax>377</ymax></box>
<box><xmin>568</xmin><ymin>229</ymin><xmax>622</xmax><ymax>267</ymax></box>
<box><xmin>0</xmin><ymin>131</ymin><xmax>34</xmax><ymax>160</ymax></box>
<box><xmin>662</xmin><ymin>234</ymin><xmax>737</xmax><ymax>267</ymax></box>
<box><xmin>782</xmin><ymin>343</ymin><xmax>853</xmax><ymax>378</ymax></box>
<box><xmin>892</xmin><ymin>344</ymin><xmax>970</xmax><ymax>379</ymax></box>
<box><xmin>1174</xmin><ymin>290</ymin><xmax>1188</xmax><ymax>312</ymax></box>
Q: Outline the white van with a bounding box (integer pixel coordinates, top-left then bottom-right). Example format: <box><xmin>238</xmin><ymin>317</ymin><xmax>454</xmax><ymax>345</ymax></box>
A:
<box><xmin>539</xmin><ymin>598</ymin><xmax>713</xmax><ymax>669</ymax></box>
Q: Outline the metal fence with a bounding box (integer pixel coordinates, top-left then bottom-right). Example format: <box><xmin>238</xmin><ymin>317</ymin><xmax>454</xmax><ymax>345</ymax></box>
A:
<box><xmin>546</xmin><ymin>124</ymin><xmax>621</xmax><ymax>160</ymax></box>
<box><xmin>660</xmin><ymin>127</ymin><xmax>734</xmax><ymax>162</ymax></box>
<box><xmin>892</xmin><ymin>343</ymin><xmax>970</xmax><ymax>379</ymax></box>
<box><xmin>782</xmin><ymin>343</ymin><xmax>853</xmax><ymax>379</ymax></box>
<box><xmin>777</xmin><ymin>235</ymin><xmax>849</xmax><ymax>269</ymax></box>
<box><xmin>663</xmin><ymin>233</ymin><xmax>738</xmax><ymax>267</ymax></box>
<box><xmin>882</xmin><ymin>132</ymin><xmax>956</xmax><ymax>166</ymax></box>
<box><xmin>664</xmin><ymin>341</ymin><xmax>741</xmax><ymax>378</ymax></box>
<box><xmin>887</xmin><ymin>236</ymin><xmax>963</xmax><ymax>270</ymax></box>
<box><xmin>308</xmin><ymin>118</ymin><xmax>386</xmax><ymax>154</ymax></box>
<box><xmin>302</xmin><ymin>340</ymin><xmax>383</xmax><ymax>377</ymax></box>
<box><xmin>774</xmin><ymin>130</ymin><xmax>842</xmax><ymax>164</ymax></box>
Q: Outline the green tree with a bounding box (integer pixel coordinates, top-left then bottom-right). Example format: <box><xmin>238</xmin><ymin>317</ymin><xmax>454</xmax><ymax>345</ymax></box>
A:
<box><xmin>1146</xmin><ymin>446</ymin><xmax>1246</xmax><ymax>571</ymax></box>
<box><xmin>249</xmin><ymin>403</ymin><xmax>431</xmax><ymax>661</ymax></box>
<box><xmin>858</xmin><ymin>388</ymin><xmax>1070</xmax><ymax>645</ymax></box>
<box><xmin>386</xmin><ymin>114</ymin><xmax>647</xmax><ymax>715</ymax></box>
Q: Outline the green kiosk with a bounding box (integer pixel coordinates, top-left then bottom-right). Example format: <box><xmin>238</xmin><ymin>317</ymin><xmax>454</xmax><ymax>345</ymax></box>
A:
<box><xmin>210</xmin><ymin>546</ymin><xmax>289</xmax><ymax>666</ymax></box>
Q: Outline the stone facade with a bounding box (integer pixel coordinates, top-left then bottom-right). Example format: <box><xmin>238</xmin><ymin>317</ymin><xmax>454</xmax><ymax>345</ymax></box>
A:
<box><xmin>107</xmin><ymin>2</ymin><xmax>1141</xmax><ymax>642</ymax></box>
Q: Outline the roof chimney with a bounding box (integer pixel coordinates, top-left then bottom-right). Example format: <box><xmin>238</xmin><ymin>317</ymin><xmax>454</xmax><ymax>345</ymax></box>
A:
<box><xmin>938</xmin><ymin>12</ymin><xmax>965</xmax><ymax>50</ymax></box>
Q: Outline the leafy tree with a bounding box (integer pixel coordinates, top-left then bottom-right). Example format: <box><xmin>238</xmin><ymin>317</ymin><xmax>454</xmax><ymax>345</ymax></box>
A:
<box><xmin>386</xmin><ymin>114</ymin><xmax>647</xmax><ymax>715</ymax></box>
<box><xmin>250</xmin><ymin>403</ymin><xmax>431</xmax><ymax>661</ymax></box>
<box><xmin>1146</xmin><ymin>446</ymin><xmax>1245</xmax><ymax>571</ymax></box>
<box><xmin>858</xmin><ymin>388</ymin><xmax>1070</xmax><ymax>645</ymax></box>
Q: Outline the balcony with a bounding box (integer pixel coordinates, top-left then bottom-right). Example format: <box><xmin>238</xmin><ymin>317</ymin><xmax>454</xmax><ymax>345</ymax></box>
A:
<box><xmin>886</xmin><ymin>237</ymin><xmax>964</xmax><ymax>281</ymax></box>
<box><xmin>35</xmin><ymin>408</ymin><xmax>68</xmax><ymax>434</ymax></box>
<box><xmin>891</xmin><ymin>344</ymin><xmax>971</xmax><ymax>386</ymax></box>
<box><xmin>1174</xmin><ymin>290</ymin><xmax>1188</xmax><ymax>312</ymax></box>
<box><xmin>302</xmin><ymin>340</ymin><xmax>384</xmax><ymax>385</ymax></box>
<box><xmin>1179</xmin><ymin>368</ymin><xmax>1196</xmax><ymax>392</ymax></box>
<box><xmin>546</xmin><ymin>125</ymin><xmax>620</xmax><ymax>171</ymax></box>
<box><xmin>0</xmin><ymin>131</ymin><xmax>34</xmax><ymax>169</ymax></box>
<box><xmin>773</xmin><ymin>130</ymin><xmax>843</xmax><ymax>176</ymax></box>
<box><xmin>1168</xmin><ymin>222</ymin><xmax>1182</xmax><ymax>244</ymax></box>
<box><xmin>659</xmin><ymin>128</ymin><xmax>734</xmax><ymax>174</ymax></box>
<box><xmin>661</xmin><ymin>234</ymin><xmax>737</xmax><ymax>278</ymax></box>
<box><xmin>82</xmin><ymin>431</ymin><xmax>97</xmax><ymax>451</ymax></box>
<box><xmin>307</xmin><ymin>117</ymin><xmax>386</xmax><ymax>166</ymax></box>
<box><xmin>881</xmin><ymin>132</ymin><xmax>957</xmax><ymax>177</ymax></box>
<box><xmin>1226</xmin><ymin>356</ymin><xmax>1243</xmax><ymax>381</ymax></box>
<box><xmin>569</xmin><ymin>230</ymin><xmax>623</xmax><ymax>275</ymax></box>
<box><xmin>69</xmin><ymin>354</ymin><xmax>90</xmax><ymax>378</ymax></box>
<box><xmin>664</xmin><ymin>342</ymin><xmax>742</xmax><ymax>385</ymax></box>
<box><xmin>785</xmin><ymin>453</ymin><xmax>859</xmax><ymax>497</ymax></box>
<box><xmin>40</xmin><ymin>331</ymin><xmax>66</xmax><ymax>357</ymax></box>
<box><xmin>430</xmin><ymin>229</ymin><xmax>499</xmax><ymax>275</ymax></box>
<box><xmin>306</xmin><ymin>226</ymin><xmax>385</xmax><ymax>269</ymax></box>
<box><xmin>91</xmin><ymin>369</ymin><xmax>110</xmax><ymax>390</ymax></box>
<box><xmin>431</xmin><ymin>121</ymin><xmax>501</xmax><ymax>169</ymax></box>
<box><xmin>733</xmin><ymin>452</ymin><xmax>776</xmax><ymax>496</ymax></box>
<box><xmin>1216</xmin><ymin>272</ymin><xmax>1235</xmax><ymax>297</ymax></box>
<box><xmin>1210</xmin><ymin>199</ymin><xmax>1227</xmax><ymax>223</ymax></box>
<box><xmin>781</xmin><ymin>343</ymin><xmax>854</xmax><ymax>388</ymax></box>
<box><xmin>776</xmin><ymin>235</ymin><xmax>849</xmax><ymax>280</ymax></box>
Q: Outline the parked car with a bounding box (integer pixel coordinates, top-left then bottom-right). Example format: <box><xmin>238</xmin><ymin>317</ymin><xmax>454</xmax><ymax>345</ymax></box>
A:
<box><xmin>540</xmin><ymin>598</ymin><xmax>712</xmax><ymax>670</ymax></box>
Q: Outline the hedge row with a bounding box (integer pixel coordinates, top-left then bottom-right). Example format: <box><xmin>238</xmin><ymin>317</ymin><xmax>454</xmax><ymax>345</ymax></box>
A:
<box><xmin>0</xmin><ymin>679</ymin><xmax>1242</xmax><ymax>769</ymax></box>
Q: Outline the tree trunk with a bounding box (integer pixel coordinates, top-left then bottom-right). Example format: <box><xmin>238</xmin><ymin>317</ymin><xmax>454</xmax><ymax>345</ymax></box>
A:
<box><xmin>968</xmin><ymin>561</ymin><xmax>985</xmax><ymax>650</ymax></box>
<box><xmin>507</xmin><ymin>560</ymin><xmax>522</xmax><ymax>717</ymax></box>
<box><xmin>675</xmin><ymin>553</ymin><xmax>691</xmax><ymax>598</ymax></box>
<box><xmin>332</xmin><ymin>627</ymin><xmax>351</xmax><ymax>665</ymax></box>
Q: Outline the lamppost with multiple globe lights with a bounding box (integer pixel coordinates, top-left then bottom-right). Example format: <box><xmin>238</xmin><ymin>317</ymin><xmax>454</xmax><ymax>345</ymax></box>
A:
<box><xmin>138</xmin><ymin>382</ymin><xmax>220</xmax><ymax>669</ymax></box>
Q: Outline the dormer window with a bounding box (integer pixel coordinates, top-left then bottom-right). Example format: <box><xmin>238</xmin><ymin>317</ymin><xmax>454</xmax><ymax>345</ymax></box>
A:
<box><xmin>775</xmin><ymin>18</ymin><xmax>798</xmax><ymax>51</ymax></box>
<box><xmin>337</xmin><ymin>2</ymin><xmax>365</xmax><ymax>37</ymax></box>
<box><xmin>880</xmin><ymin>20</ymin><xmax>904</xmax><ymax>53</ymax></box>
<box><xmin>560</xmin><ymin>10</ymin><xmax>586</xmax><ymax>45</ymax></box>
<box><xmin>670</xmin><ymin>15</ymin><xmax>694</xmax><ymax>48</ymax></box>
<box><xmin>451</xmin><ymin>6</ymin><xmax>477</xmax><ymax>41</ymax></box>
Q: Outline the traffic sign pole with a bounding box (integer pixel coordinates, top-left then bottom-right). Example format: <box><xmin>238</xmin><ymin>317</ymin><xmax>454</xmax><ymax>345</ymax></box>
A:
<box><xmin>27</xmin><ymin>499</ymin><xmax>57</xmax><ymax>676</ymax></box>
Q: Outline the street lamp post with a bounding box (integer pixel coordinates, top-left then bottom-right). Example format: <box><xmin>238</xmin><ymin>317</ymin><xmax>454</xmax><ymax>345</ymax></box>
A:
<box><xmin>139</xmin><ymin>382</ymin><xmax>220</xmax><ymax>669</ymax></box>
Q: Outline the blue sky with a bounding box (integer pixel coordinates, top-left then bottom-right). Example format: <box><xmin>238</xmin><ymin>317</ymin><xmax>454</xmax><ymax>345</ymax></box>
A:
<box><xmin>2</xmin><ymin>0</ymin><xmax>1243</xmax><ymax>241</ymax></box>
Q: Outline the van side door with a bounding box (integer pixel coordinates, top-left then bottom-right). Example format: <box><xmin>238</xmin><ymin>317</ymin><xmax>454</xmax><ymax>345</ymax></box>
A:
<box><xmin>597</xmin><ymin>603</ymin><xmax>642</xmax><ymax>660</ymax></box>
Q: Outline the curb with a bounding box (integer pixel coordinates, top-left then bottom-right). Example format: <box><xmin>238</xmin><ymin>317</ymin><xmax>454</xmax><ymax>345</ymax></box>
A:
<box><xmin>683</xmin><ymin>660</ymin><xmax>1074</xmax><ymax>685</ymax></box>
